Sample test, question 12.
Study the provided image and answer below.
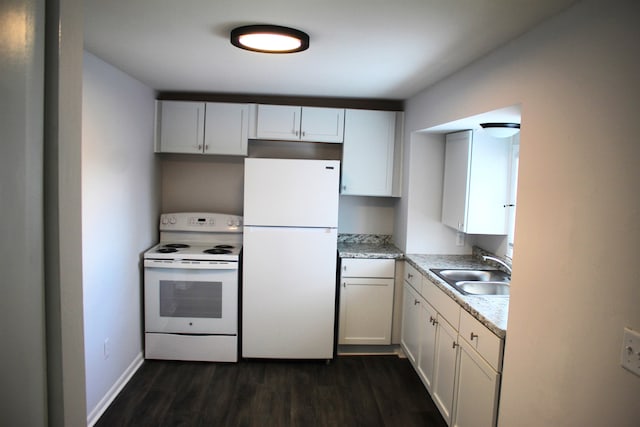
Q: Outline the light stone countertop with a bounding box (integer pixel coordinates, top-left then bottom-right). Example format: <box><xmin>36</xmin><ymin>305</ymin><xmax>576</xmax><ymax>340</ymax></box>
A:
<box><xmin>335</xmin><ymin>235</ymin><xmax>509</xmax><ymax>339</ymax></box>
<box><xmin>337</xmin><ymin>234</ymin><xmax>404</xmax><ymax>259</ymax></box>
<box><xmin>338</xmin><ymin>242</ymin><xmax>404</xmax><ymax>259</ymax></box>
<box><xmin>405</xmin><ymin>254</ymin><xmax>509</xmax><ymax>338</ymax></box>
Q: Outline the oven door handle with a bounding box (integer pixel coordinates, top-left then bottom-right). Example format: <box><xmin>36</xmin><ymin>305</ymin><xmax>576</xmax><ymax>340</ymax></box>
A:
<box><xmin>144</xmin><ymin>259</ymin><xmax>238</xmax><ymax>270</ymax></box>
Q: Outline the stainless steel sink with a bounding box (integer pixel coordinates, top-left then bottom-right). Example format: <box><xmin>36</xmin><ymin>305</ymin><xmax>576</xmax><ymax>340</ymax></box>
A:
<box><xmin>456</xmin><ymin>281</ymin><xmax>510</xmax><ymax>296</ymax></box>
<box><xmin>437</xmin><ymin>269</ymin><xmax>509</xmax><ymax>283</ymax></box>
<box><xmin>429</xmin><ymin>268</ymin><xmax>510</xmax><ymax>296</ymax></box>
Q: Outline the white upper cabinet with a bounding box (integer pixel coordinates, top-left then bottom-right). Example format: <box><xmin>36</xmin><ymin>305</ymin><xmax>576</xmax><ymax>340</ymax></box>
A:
<box><xmin>341</xmin><ymin>109</ymin><xmax>403</xmax><ymax>197</ymax></box>
<box><xmin>441</xmin><ymin>130</ymin><xmax>510</xmax><ymax>234</ymax></box>
<box><xmin>155</xmin><ymin>101</ymin><xmax>205</xmax><ymax>154</ymax></box>
<box><xmin>204</xmin><ymin>102</ymin><xmax>249</xmax><ymax>155</ymax></box>
<box><xmin>155</xmin><ymin>100</ymin><xmax>249</xmax><ymax>155</ymax></box>
<box><xmin>256</xmin><ymin>104</ymin><xmax>344</xmax><ymax>143</ymax></box>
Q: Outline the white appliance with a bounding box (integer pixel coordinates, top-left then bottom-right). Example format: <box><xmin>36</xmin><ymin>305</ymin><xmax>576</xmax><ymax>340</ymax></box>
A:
<box><xmin>242</xmin><ymin>158</ymin><xmax>340</xmax><ymax>360</ymax></box>
<box><xmin>144</xmin><ymin>212</ymin><xmax>242</xmax><ymax>362</ymax></box>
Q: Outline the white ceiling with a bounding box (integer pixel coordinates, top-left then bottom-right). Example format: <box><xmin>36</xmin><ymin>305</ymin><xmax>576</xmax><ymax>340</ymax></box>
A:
<box><xmin>84</xmin><ymin>0</ymin><xmax>577</xmax><ymax>100</ymax></box>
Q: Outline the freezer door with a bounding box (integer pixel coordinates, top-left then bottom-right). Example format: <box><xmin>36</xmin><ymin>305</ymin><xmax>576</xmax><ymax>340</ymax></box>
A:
<box><xmin>244</xmin><ymin>158</ymin><xmax>340</xmax><ymax>227</ymax></box>
<box><xmin>242</xmin><ymin>226</ymin><xmax>338</xmax><ymax>359</ymax></box>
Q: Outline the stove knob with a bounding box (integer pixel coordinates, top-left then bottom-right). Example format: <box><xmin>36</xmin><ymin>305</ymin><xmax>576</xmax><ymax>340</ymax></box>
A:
<box><xmin>161</xmin><ymin>217</ymin><xmax>168</xmax><ymax>225</ymax></box>
<box><xmin>169</xmin><ymin>216</ymin><xmax>176</xmax><ymax>224</ymax></box>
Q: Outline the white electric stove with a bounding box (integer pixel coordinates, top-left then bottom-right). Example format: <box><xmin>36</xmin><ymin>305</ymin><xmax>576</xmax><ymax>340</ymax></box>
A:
<box><xmin>143</xmin><ymin>212</ymin><xmax>242</xmax><ymax>362</ymax></box>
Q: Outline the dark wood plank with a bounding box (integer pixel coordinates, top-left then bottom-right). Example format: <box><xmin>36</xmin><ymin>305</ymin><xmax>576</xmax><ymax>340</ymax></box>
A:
<box><xmin>95</xmin><ymin>356</ymin><xmax>447</xmax><ymax>427</ymax></box>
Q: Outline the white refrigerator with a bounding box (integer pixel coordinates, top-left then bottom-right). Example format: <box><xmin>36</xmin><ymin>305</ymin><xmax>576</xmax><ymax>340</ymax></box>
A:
<box><xmin>242</xmin><ymin>158</ymin><xmax>340</xmax><ymax>359</ymax></box>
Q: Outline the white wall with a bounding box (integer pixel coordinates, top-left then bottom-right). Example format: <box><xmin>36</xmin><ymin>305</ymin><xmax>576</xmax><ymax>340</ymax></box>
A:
<box><xmin>82</xmin><ymin>51</ymin><xmax>159</xmax><ymax>423</ymax></box>
<box><xmin>396</xmin><ymin>131</ymin><xmax>476</xmax><ymax>254</ymax></box>
<box><xmin>0</xmin><ymin>0</ymin><xmax>47</xmax><ymax>424</ymax></box>
<box><xmin>401</xmin><ymin>0</ymin><xmax>640</xmax><ymax>425</ymax></box>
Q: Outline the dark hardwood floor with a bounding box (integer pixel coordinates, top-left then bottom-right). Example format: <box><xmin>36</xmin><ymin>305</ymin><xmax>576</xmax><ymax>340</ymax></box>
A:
<box><xmin>95</xmin><ymin>355</ymin><xmax>447</xmax><ymax>427</ymax></box>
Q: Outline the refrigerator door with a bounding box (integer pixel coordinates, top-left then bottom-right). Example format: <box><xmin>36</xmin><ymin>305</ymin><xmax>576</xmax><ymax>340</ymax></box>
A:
<box><xmin>244</xmin><ymin>158</ymin><xmax>340</xmax><ymax>228</ymax></box>
<box><xmin>242</xmin><ymin>226</ymin><xmax>338</xmax><ymax>359</ymax></box>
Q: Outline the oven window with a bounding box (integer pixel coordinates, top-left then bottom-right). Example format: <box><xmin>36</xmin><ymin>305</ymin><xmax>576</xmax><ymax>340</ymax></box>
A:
<box><xmin>159</xmin><ymin>280</ymin><xmax>222</xmax><ymax>318</ymax></box>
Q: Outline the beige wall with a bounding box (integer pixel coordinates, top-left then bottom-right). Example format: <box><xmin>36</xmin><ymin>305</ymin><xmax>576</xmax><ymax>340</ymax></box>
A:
<box><xmin>160</xmin><ymin>142</ymin><xmax>396</xmax><ymax>234</ymax></box>
<box><xmin>401</xmin><ymin>0</ymin><xmax>640</xmax><ymax>425</ymax></box>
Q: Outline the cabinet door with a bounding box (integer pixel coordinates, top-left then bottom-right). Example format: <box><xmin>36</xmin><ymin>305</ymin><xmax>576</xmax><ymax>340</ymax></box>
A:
<box><xmin>441</xmin><ymin>130</ymin><xmax>471</xmax><ymax>231</ymax></box>
<box><xmin>465</xmin><ymin>131</ymin><xmax>510</xmax><ymax>234</ymax></box>
<box><xmin>300</xmin><ymin>107</ymin><xmax>344</xmax><ymax>143</ymax></box>
<box><xmin>203</xmin><ymin>103</ymin><xmax>249</xmax><ymax>155</ymax></box>
<box><xmin>417</xmin><ymin>299</ymin><xmax>438</xmax><ymax>391</ymax></box>
<box><xmin>155</xmin><ymin>101</ymin><xmax>205</xmax><ymax>153</ymax></box>
<box><xmin>401</xmin><ymin>282</ymin><xmax>421</xmax><ymax>364</ymax></box>
<box><xmin>338</xmin><ymin>277</ymin><xmax>394</xmax><ymax>345</ymax></box>
<box><xmin>459</xmin><ymin>309</ymin><xmax>504</xmax><ymax>371</ymax></box>
<box><xmin>453</xmin><ymin>339</ymin><xmax>500</xmax><ymax>427</ymax></box>
<box><xmin>442</xmin><ymin>130</ymin><xmax>510</xmax><ymax>234</ymax></box>
<box><xmin>256</xmin><ymin>104</ymin><xmax>300</xmax><ymax>140</ymax></box>
<box><xmin>342</xmin><ymin>109</ymin><xmax>397</xmax><ymax>196</ymax></box>
<box><xmin>432</xmin><ymin>317</ymin><xmax>459</xmax><ymax>425</ymax></box>
<box><xmin>342</xmin><ymin>258</ymin><xmax>395</xmax><ymax>278</ymax></box>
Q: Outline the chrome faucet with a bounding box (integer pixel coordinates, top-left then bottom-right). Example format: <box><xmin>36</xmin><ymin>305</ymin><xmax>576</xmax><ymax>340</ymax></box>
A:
<box><xmin>482</xmin><ymin>255</ymin><xmax>512</xmax><ymax>277</ymax></box>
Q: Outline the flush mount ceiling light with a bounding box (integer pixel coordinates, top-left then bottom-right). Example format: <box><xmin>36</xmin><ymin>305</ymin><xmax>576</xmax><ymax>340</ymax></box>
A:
<box><xmin>480</xmin><ymin>122</ymin><xmax>521</xmax><ymax>138</ymax></box>
<box><xmin>230</xmin><ymin>25</ymin><xmax>310</xmax><ymax>54</ymax></box>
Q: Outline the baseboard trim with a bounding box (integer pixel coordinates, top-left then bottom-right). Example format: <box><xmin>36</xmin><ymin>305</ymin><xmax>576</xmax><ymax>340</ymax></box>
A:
<box><xmin>87</xmin><ymin>352</ymin><xmax>144</xmax><ymax>427</ymax></box>
<box><xmin>337</xmin><ymin>344</ymin><xmax>404</xmax><ymax>357</ymax></box>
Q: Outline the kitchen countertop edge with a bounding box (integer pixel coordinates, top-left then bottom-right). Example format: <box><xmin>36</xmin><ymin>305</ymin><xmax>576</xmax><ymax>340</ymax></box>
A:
<box><xmin>405</xmin><ymin>254</ymin><xmax>508</xmax><ymax>339</ymax></box>
<box><xmin>337</xmin><ymin>242</ymin><xmax>404</xmax><ymax>259</ymax></box>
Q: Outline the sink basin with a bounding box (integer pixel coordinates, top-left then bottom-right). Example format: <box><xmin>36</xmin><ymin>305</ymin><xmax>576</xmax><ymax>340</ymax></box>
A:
<box><xmin>437</xmin><ymin>269</ymin><xmax>509</xmax><ymax>282</ymax></box>
<box><xmin>429</xmin><ymin>268</ymin><xmax>510</xmax><ymax>296</ymax></box>
<box><xmin>456</xmin><ymin>281</ymin><xmax>510</xmax><ymax>296</ymax></box>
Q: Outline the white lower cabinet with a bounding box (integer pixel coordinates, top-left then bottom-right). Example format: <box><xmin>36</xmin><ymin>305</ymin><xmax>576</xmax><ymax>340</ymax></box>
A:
<box><xmin>401</xmin><ymin>261</ymin><xmax>504</xmax><ymax>427</ymax></box>
<box><xmin>416</xmin><ymin>299</ymin><xmax>437</xmax><ymax>391</ymax></box>
<box><xmin>453</xmin><ymin>339</ymin><xmax>500</xmax><ymax>427</ymax></box>
<box><xmin>338</xmin><ymin>258</ymin><xmax>395</xmax><ymax>345</ymax></box>
<box><xmin>432</xmin><ymin>316</ymin><xmax>459</xmax><ymax>425</ymax></box>
<box><xmin>400</xmin><ymin>281</ymin><xmax>421</xmax><ymax>363</ymax></box>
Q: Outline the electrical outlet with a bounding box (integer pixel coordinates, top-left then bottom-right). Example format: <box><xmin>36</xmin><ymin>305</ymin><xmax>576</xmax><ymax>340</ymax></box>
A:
<box><xmin>621</xmin><ymin>327</ymin><xmax>640</xmax><ymax>376</ymax></box>
<box><xmin>456</xmin><ymin>231</ymin><xmax>465</xmax><ymax>247</ymax></box>
<box><xmin>104</xmin><ymin>338</ymin><xmax>110</xmax><ymax>360</ymax></box>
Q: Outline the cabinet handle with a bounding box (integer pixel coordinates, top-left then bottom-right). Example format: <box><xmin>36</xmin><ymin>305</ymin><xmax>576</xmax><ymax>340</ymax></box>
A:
<box><xmin>343</xmin><ymin>282</ymin><xmax>346</xmax><ymax>288</ymax></box>
<box><xmin>342</xmin><ymin>185</ymin><xmax>347</xmax><ymax>191</ymax></box>
<box><xmin>503</xmin><ymin>204</ymin><xmax>515</xmax><ymax>208</ymax></box>
<box><xmin>408</xmin><ymin>273</ymin><xmax>413</xmax><ymax>279</ymax></box>
<box><xmin>413</xmin><ymin>299</ymin><xmax>420</xmax><ymax>306</ymax></box>
<box><xmin>429</xmin><ymin>316</ymin><xmax>438</xmax><ymax>326</ymax></box>
<box><xmin>302</xmin><ymin>131</ymin><xmax>306</xmax><ymax>137</ymax></box>
<box><xmin>198</xmin><ymin>144</ymin><xmax>203</xmax><ymax>150</ymax></box>
<box><xmin>452</xmin><ymin>341</ymin><xmax>459</xmax><ymax>349</ymax></box>
<box><xmin>470</xmin><ymin>332</ymin><xmax>478</xmax><ymax>341</ymax></box>
<box><xmin>204</xmin><ymin>144</ymin><xmax>209</xmax><ymax>151</ymax></box>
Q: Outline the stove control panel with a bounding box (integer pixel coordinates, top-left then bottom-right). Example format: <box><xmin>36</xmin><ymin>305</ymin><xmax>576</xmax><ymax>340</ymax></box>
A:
<box><xmin>160</xmin><ymin>212</ymin><xmax>243</xmax><ymax>232</ymax></box>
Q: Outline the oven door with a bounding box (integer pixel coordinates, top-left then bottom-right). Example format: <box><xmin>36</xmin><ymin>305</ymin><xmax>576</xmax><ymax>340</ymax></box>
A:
<box><xmin>144</xmin><ymin>260</ymin><xmax>238</xmax><ymax>335</ymax></box>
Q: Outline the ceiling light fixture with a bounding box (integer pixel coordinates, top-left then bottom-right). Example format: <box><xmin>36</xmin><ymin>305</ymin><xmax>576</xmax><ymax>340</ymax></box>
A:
<box><xmin>230</xmin><ymin>25</ymin><xmax>310</xmax><ymax>54</ymax></box>
<box><xmin>480</xmin><ymin>122</ymin><xmax>521</xmax><ymax>138</ymax></box>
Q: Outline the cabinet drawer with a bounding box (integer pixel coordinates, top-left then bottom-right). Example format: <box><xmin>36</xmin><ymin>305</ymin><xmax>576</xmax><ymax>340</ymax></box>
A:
<box><xmin>459</xmin><ymin>309</ymin><xmax>504</xmax><ymax>371</ymax></box>
<box><xmin>404</xmin><ymin>262</ymin><xmax>421</xmax><ymax>290</ymax></box>
<box><xmin>421</xmin><ymin>278</ymin><xmax>460</xmax><ymax>330</ymax></box>
<box><xmin>342</xmin><ymin>258</ymin><xmax>395</xmax><ymax>278</ymax></box>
